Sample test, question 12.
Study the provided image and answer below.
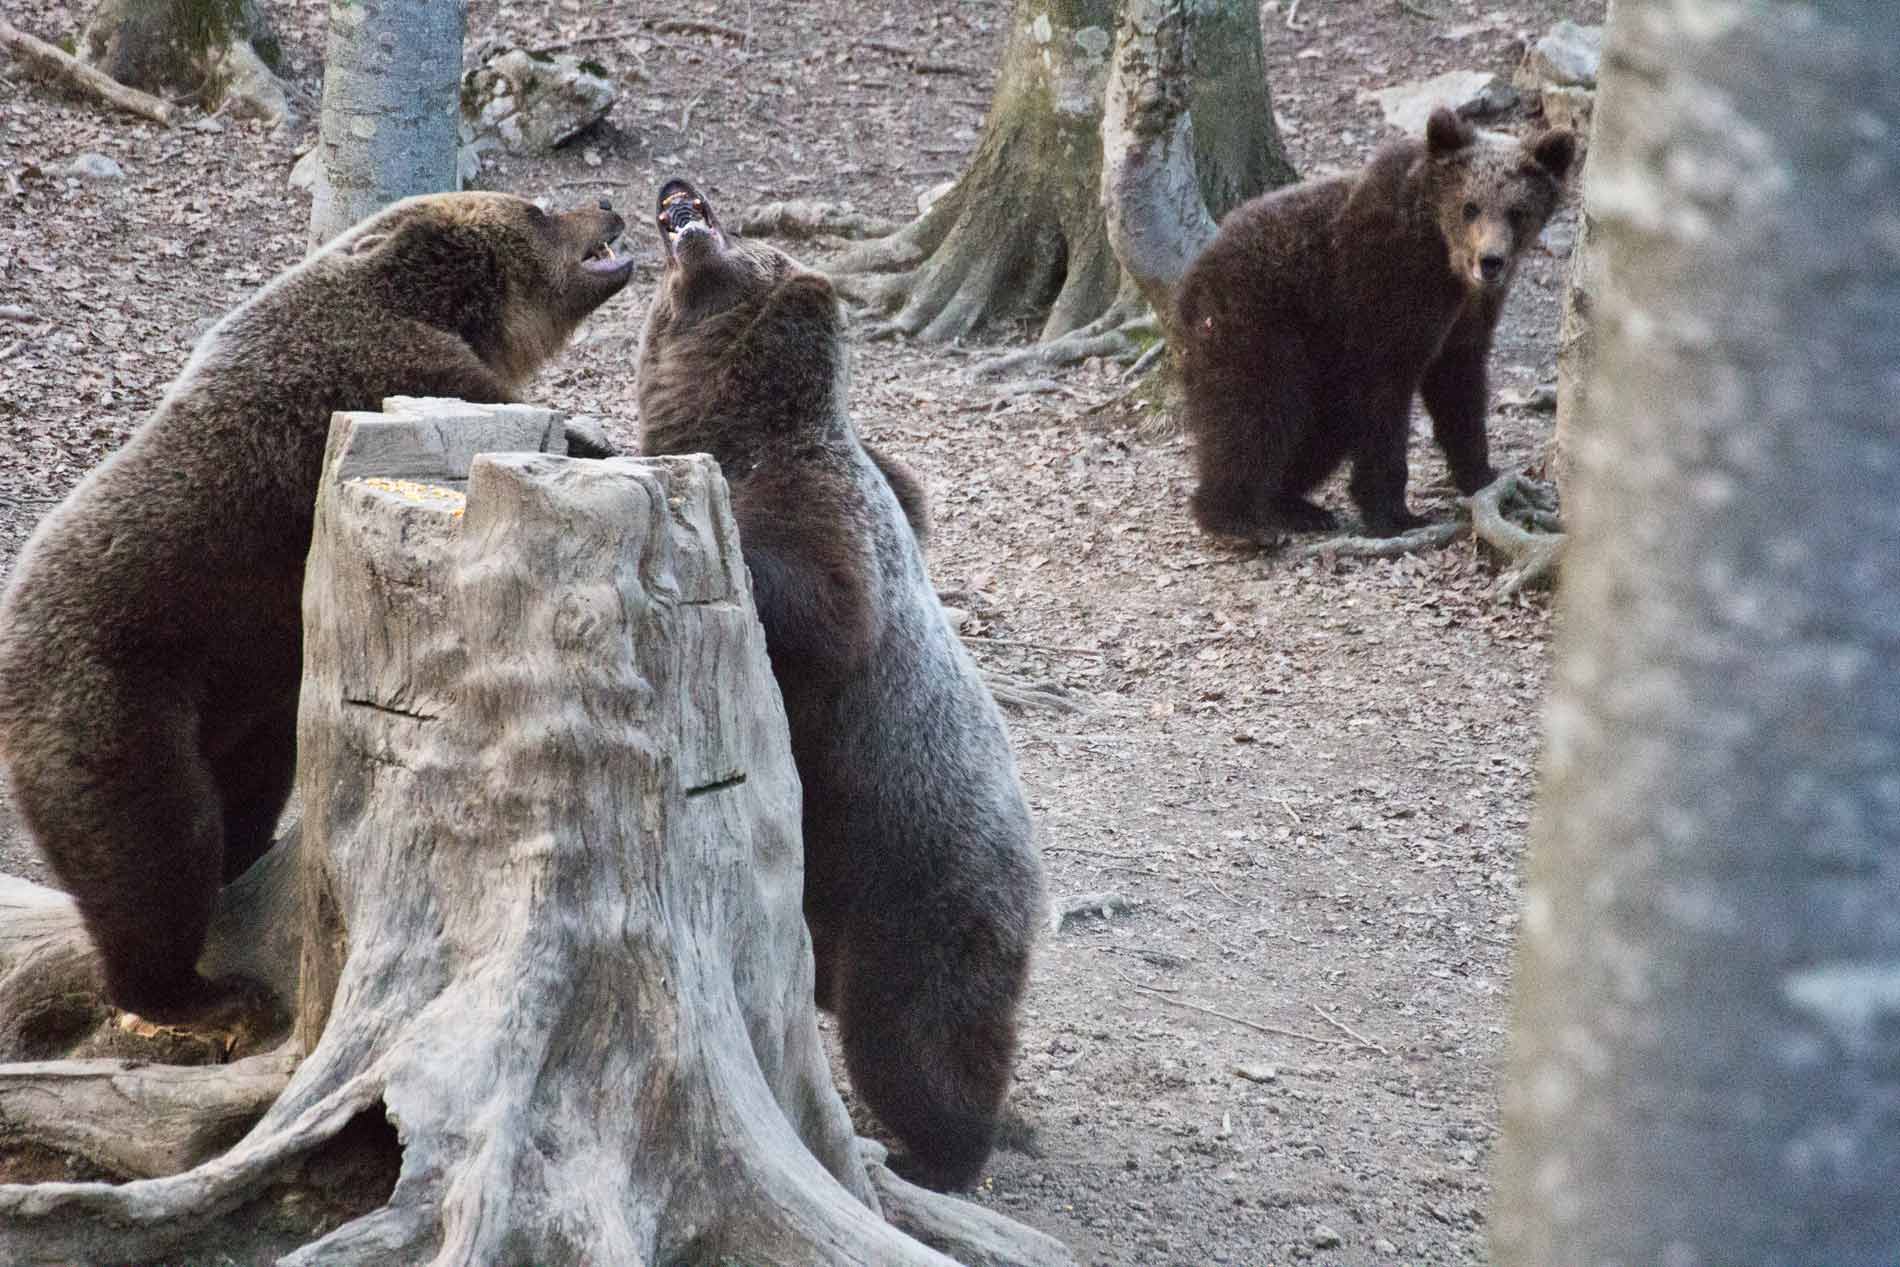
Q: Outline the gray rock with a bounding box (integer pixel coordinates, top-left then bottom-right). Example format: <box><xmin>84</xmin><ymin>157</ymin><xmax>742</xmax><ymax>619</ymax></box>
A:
<box><xmin>288</xmin><ymin>148</ymin><xmax>320</xmax><ymax>192</ymax></box>
<box><xmin>1360</xmin><ymin>70</ymin><xmax>1512</xmax><ymax>134</ymax></box>
<box><xmin>1542</xmin><ymin>84</ymin><xmax>1595</xmax><ymax>135</ymax></box>
<box><xmin>1515</xmin><ymin>21</ymin><xmax>1604</xmax><ymax>92</ymax></box>
<box><xmin>67</xmin><ymin>152</ymin><xmax>125</xmax><ymax>181</ymax></box>
<box><xmin>218</xmin><ymin>38</ymin><xmax>297</xmax><ymax>128</ymax></box>
<box><xmin>1373</xmin><ymin>1238</ymin><xmax>1400</xmax><ymax>1256</ymax></box>
<box><xmin>461</xmin><ymin>48</ymin><xmax>617</xmax><ymax>153</ymax></box>
<box><xmin>1311</xmin><ymin>1223</ymin><xmax>1343</xmax><ymax>1249</ymax></box>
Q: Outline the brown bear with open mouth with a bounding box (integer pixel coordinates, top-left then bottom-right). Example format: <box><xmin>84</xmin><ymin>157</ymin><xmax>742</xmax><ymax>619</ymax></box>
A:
<box><xmin>0</xmin><ymin>191</ymin><xmax>634</xmax><ymax>1023</ymax></box>
<box><xmin>636</xmin><ymin>179</ymin><xmax>1044</xmax><ymax>1190</ymax></box>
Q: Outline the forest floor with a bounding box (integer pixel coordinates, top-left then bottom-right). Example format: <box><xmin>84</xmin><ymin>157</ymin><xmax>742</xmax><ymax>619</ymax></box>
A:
<box><xmin>1</xmin><ymin>0</ymin><xmax>1605</xmax><ymax>1263</ymax></box>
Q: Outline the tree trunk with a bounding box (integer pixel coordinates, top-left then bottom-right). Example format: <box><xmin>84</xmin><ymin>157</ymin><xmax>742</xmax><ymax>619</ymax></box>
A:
<box><xmin>1099</xmin><ymin>0</ymin><xmax>1216</xmax><ymax>339</ymax></box>
<box><xmin>1546</xmin><ymin>0</ymin><xmax>1613</xmax><ymax>508</ymax></box>
<box><xmin>308</xmin><ymin>0</ymin><xmax>466</xmax><ymax>249</ymax></box>
<box><xmin>1495</xmin><ymin>3</ymin><xmax>1900</xmax><ymax>1263</ymax></box>
<box><xmin>78</xmin><ymin>0</ymin><xmax>292</xmax><ymax>123</ymax></box>
<box><xmin>0</xmin><ymin>398</ymin><xmax>1076</xmax><ymax>1266</ymax></box>
<box><xmin>834</xmin><ymin>0</ymin><xmax>1290</xmax><ymax>359</ymax></box>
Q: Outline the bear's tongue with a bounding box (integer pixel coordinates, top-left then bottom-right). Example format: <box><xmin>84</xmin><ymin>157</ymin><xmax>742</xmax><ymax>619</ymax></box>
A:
<box><xmin>582</xmin><ymin>239</ymin><xmax>626</xmax><ymax>273</ymax></box>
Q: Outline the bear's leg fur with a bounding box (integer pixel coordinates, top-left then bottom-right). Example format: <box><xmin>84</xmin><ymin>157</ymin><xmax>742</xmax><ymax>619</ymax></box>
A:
<box><xmin>13</xmin><ymin>686</ymin><xmax>229</xmax><ymax>1018</ymax></box>
<box><xmin>1346</xmin><ymin>385</ymin><xmax>1431</xmax><ymax>536</ymax></box>
<box><xmin>835</xmin><ymin>919</ymin><xmax>1027</xmax><ymax>1190</ymax></box>
<box><xmin>210</xmin><ymin>705</ymin><xmax>298</xmax><ymax>882</ymax></box>
<box><xmin>1419</xmin><ymin>342</ymin><xmax>1500</xmax><ymax>496</ymax></box>
<box><xmin>1275</xmin><ymin>424</ymin><xmax>1354</xmax><ymax>532</ymax></box>
<box><xmin>1185</xmin><ymin>336</ymin><xmax>1311</xmax><ymax>539</ymax></box>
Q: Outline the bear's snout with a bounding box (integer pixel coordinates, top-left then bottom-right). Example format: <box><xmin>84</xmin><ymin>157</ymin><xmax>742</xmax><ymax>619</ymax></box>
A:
<box><xmin>1479</xmin><ymin>253</ymin><xmax>1509</xmax><ymax>282</ymax></box>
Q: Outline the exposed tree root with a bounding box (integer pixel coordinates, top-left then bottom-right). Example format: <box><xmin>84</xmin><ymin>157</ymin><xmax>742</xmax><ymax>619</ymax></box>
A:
<box><xmin>983</xmin><ymin>670</ymin><xmax>1084</xmax><ymax>716</ymax></box>
<box><xmin>1468</xmin><ymin>470</ymin><xmax>1566</xmax><ymax>598</ymax></box>
<box><xmin>1291</xmin><ymin>520</ymin><xmax>1468</xmax><ymax>562</ymax></box>
<box><xmin>1288</xmin><ymin>471</ymin><xmax>1565</xmax><ymax>599</ymax></box>
<box><xmin>864</xmin><ymin>1139</ymin><xmax>1078</xmax><ymax>1267</ymax></box>
<box><xmin>970</xmin><ymin>297</ymin><xmax>1157</xmax><ymax>381</ymax></box>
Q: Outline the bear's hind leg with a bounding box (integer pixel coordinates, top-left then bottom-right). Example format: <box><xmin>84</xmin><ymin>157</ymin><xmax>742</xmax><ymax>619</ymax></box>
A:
<box><xmin>835</xmin><ymin>922</ymin><xmax>1028</xmax><ymax>1190</ymax></box>
<box><xmin>1273</xmin><ymin>425</ymin><xmax>1355</xmax><ymax>533</ymax></box>
<box><xmin>1183</xmin><ymin>341</ymin><xmax>1312</xmax><ymax>540</ymax></box>
<box><xmin>11</xmin><ymin>691</ymin><xmax>229</xmax><ymax>1019</ymax></box>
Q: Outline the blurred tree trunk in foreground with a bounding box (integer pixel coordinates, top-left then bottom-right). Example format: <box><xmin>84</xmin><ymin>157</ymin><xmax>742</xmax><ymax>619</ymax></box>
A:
<box><xmin>1496</xmin><ymin>1</ymin><xmax>1900</xmax><ymax>1262</ymax></box>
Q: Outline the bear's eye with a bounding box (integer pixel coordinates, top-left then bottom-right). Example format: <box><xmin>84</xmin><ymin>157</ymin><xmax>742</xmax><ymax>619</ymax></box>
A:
<box><xmin>1461</xmin><ymin>201</ymin><xmax>1481</xmax><ymax>223</ymax></box>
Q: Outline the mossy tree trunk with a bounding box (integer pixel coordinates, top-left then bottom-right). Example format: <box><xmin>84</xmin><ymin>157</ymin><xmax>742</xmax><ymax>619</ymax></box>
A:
<box><xmin>78</xmin><ymin>0</ymin><xmax>290</xmax><ymax>122</ymax></box>
<box><xmin>307</xmin><ymin>0</ymin><xmax>465</xmax><ymax>249</ymax></box>
<box><xmin>834</xmin><ymin>0</ymin><xmax>1291</xmax><ymax>362</ymax></box>
<box><xmin>1495</xmin><ymin>1</ymin><xmax>1900</xmax><ymax>1261</ymax></box>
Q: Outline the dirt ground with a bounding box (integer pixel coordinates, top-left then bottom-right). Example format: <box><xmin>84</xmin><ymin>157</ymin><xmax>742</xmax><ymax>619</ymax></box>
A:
<box><xmin>0</xmin><ymin>0</ymin><xmax>1605</xmax><ymax>1262</ymax></box>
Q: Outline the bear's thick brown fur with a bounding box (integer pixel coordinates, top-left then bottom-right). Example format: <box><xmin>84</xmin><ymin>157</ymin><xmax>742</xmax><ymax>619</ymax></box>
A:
<box><xmin>1177</xmin><ymin>108</ymin><xmax>1576</xmax><ymax>539</ymax></box>
<box><xmin>0</xmin><ymin>192</ymin><xmax>633</xmax><ymax>1020</ymax></box>
<box><xmin>636</xmin><ymin>179</ymin><xmax>1042</xmax><ymax>1191</ymax></box>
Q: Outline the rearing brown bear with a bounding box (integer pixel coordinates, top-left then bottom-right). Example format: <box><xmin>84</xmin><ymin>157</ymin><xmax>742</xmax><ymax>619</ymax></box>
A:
<box><xmin>1177</xmin><ymin>107</ymin><xmax>1576</xmax><ymax>541</ymax></box>
<box><xmin>635</xmin><ymin>179</ymin><xmax>1044</xmax><ymax>1191</ymax></box>
<box><xmin>0</xmin><ymin>192</ymin><xmax>634</xmax><ymax>1023</ymax></box>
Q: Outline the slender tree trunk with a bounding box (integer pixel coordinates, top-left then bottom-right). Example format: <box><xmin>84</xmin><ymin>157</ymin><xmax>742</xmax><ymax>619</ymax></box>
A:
<box><xmin>307</xmin><ymin>0</ymin><xmax>465</xmax><ymax>249</ymax></box>
<box><xmin>1495</xmin><ymin>4</ymin><xmax>1900</xmax><ymax>1263</ymax></box>
<box><xmin>834</xmin><ymin>0</ymin><xmax>1290</xmax><ymax>354</ymax></box>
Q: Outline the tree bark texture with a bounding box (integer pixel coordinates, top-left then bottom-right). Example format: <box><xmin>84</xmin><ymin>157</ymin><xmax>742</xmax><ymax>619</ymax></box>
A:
<box><xmin>1495</xmin><ymin>4</ymin><xmax>1900</xmax><ymax>1264</ymax></box>
<box><xmin>1546</xmin><ymin>0</ymin><xmax>1613</xmax><ymax>508</ymax></box>
<box><xmin>834</xmin><ymin>0</ymin><xmax>1290</xmax><ymax>348</ymax></box>
<box><xmin>308</xmin><ymin>0</ymin><xmax>465</xmax><ymax>248</ymax></box>
<box><xmin>0</xmin><ymin>398</ymin><xmax>1072</xmax><ymax>1265</ymax></box>
<box><xmin>1099</xmin><ymin>0</ymin><xmax>1218</xmax><ymax>340</ymax></box>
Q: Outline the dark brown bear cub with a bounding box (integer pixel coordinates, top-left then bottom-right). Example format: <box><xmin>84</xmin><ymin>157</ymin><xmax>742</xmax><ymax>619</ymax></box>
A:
<box><xmin>0</xmin><ymin>193</ymin><xmax>633</xmax><ymax>1023</ymax></box>
<box><xmin>1178</xmin><ymin>108</ymin><xmax>1576</xmax><ymax>539</ymax></box>
<box><xmin>637</xmin><ymin>179</ymin><xmax>1043</xmax><ymax>1191</ymax></box>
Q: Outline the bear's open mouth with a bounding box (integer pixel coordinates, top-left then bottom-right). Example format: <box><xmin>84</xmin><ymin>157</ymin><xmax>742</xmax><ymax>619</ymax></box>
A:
<box><xmin>656</xmin><ymin>179</ymin><xmax>720</xmax><ymax>258</ymax></box>
<box><xmin>582</xmin><ymin>236</ymin><xmax>629</xmax><ymax>274</ymax></box>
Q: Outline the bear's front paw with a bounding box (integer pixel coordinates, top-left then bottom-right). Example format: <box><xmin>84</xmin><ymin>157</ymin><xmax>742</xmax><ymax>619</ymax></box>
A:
<box><xmin>1453</xmin><ymin>465</ymin><xmax>1500</xmax><ymax>497</ymax></box>
<box><xmin>1273</xmin><ymin>495</ymin><xmax>1340</xmax><ymax>534</ymax></box>
<box><xmin>1362</xmin><ymin>508</ymin><xmax>1432</xmax><ymax>537</ymax></box>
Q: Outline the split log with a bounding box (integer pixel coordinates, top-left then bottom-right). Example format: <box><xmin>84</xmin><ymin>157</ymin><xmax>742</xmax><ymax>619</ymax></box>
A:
<box><xmin>0</xmin><ymin>398</ymin><xmax>1073</xmax><ymax>1265</ymax></box>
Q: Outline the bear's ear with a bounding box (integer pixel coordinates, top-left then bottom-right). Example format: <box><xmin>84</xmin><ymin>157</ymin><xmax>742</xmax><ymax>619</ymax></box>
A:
<box><xmin>1529</xmin><ymin>129</ymin><xmax>1578</xmax><ymax>183</ymax></box>
<box><xmin>343</xmin><ymin>229</ymin><xmax>394</xmax><ymax>258</ymax></box>
<box><xmin>1425</xmin><ymin>107</ymin><xmax>1474</xmax><ymax>156</ymax></box>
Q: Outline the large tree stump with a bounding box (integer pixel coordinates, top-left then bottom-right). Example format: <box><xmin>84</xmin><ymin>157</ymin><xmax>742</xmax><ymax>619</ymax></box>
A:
<box><xmin>0</xmin><ymin>398</ymin><xmax>1073</xmax><ymax>1266</ymax></box>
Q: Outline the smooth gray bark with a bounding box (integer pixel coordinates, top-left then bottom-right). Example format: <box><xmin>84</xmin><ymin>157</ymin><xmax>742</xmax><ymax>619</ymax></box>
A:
<box><xmin>1099</xmin><ymin>0</ymin><xmax>1218</xmax><ymax>339</ymax></box>
<box><xmin>308</xmin><ymin>0</ymin><xmax>465</xmax><ymax>248</ymax></box>
<box><xmin>1495</xmin><ymin>3</ymin><xmax>1900</xmax><ymax>1263</ymax></box>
